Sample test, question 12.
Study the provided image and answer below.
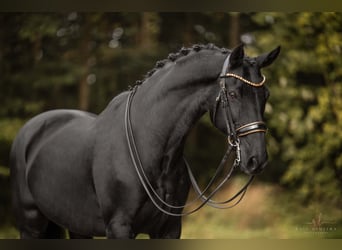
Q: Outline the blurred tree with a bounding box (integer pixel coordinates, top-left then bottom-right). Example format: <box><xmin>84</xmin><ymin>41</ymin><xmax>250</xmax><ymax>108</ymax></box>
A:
<box><xmin>138</xmin><ymin>12</ymin><xmax>160</xmax><ymax>49</ymax></box>
<box><xmin>251</xmin><ymin>12</ymin><xmax>342</xmax><ymax>205</ymax></box>
<box><xmin>228</xmin><ymin>12</ymin><xmax>240</xmax><ymax>47</ymax></box>
<box><xmin>0</xmin><ymin>12</ymin><xmax>259</xmax><ymax>192</ymax></box>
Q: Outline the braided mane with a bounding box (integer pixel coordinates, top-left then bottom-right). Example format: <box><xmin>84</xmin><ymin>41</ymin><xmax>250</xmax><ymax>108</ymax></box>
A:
<box><xmin>132</xmin><ymin>43</ymin><xmax>230</xmax><ymax>88</ymax></box>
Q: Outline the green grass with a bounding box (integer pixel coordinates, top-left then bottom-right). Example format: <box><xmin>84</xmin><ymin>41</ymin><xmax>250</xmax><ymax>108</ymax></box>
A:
<box><xmin>0</xmin><ymin>166</ymin><xmax>10</xmax><ymax>177</ymax></box>
<box><xmin>181</xmin><ymin>178</ymin><xmax>342</xmax><ymax>239</ymax></box>
<box><xmin>1</xmin><ymin>178</ymin><xmax>341</xmax><ymax>239</ymax></box>
<box><xmin>0</xmin><ymin>226</ymin><xmax>18</xmax><ymax>239</ymax></box>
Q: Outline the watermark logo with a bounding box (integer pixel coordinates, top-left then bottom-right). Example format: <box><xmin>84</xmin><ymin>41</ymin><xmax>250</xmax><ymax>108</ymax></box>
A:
<box><xmin>296</xmin><ymin>213</ymin><xmax>337</xmax><ymax>234</ymax></box>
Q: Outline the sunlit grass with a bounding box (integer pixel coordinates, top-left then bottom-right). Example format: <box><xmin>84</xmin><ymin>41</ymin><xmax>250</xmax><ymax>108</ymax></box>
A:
<box><xmin>181</xmin><ymin>177</ymin><xmax>342</xmax><ymax>239</ymax></box>
<box><xmin>1</xmin><ymin>178</ymin><xmax>341</xmax><ymax>239</ymax></box>
<box><xmin>0</xmin><ymin>166</ymin><xmax>10</xmax><ymax>177</ymax></box>
<box><xmin>0</xmin><ymin>226</ymin><xmax>18</xmax><ymax>239</ymax></box>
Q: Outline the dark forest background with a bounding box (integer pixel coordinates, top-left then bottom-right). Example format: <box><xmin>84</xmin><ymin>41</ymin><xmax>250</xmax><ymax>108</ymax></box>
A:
<box><xmin>0</xmin><ymin>12</ymin><xmax>341</xmax><ymax>238</ymax></box>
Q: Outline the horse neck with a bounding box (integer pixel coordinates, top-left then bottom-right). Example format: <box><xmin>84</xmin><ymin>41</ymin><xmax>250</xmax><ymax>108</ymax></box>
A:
<box><xmin>130</xmin><ymin>51</ymin><xmax>225</xmax><ymax>163</ymax></box>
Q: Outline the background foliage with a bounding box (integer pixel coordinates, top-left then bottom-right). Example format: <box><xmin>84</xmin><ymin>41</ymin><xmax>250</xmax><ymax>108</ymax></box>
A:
<box><xmin>0</xmin><ymin>12</ymin><xmax>341</xmax><ymax>238</ymax></box>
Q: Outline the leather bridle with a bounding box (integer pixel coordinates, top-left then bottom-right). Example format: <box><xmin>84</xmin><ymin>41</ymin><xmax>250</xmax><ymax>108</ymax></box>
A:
<box><xmin>213</xmin><ymin>54</ymin><xmax>267</xmax><ymax>149</ymax></box>
<box><xmin>124</xmin><ymin>54</ymin><xmax>268</xmax><ymax>216</ymax></box>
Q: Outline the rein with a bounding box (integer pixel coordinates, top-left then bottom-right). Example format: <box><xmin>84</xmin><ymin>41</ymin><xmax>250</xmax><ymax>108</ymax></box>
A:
<box><xmin>125</xmin><ymin>87</ymin><xmax>239</xmax><ymax>216</ymax></box>
<box><xmin>124</xmin><ymin>54</ymin><xmax>267</xmax><ymax>216</ymax></box>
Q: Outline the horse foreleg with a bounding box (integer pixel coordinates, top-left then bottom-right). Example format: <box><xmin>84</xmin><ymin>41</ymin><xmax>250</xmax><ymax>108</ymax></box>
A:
<box><xmin>20</xmin><ymin>221</ymin><xmax>66</xmax><ymax>239</ymax></box>
<box><xmin>106</xmin><ymin>217</ymin><xmax>136</xmax><ymax>239</ymax></box>
<box><xmin>149</xmin><ymin>216</ymin><xmax>182</xmax><ymax>239</ymax></box>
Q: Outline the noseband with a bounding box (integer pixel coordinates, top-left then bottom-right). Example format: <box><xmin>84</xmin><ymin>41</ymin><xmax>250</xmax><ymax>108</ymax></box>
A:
<box><xmin>124</xmin><ymin>53</ymin><xmax>268</xmax><ymax>216</ymax></box>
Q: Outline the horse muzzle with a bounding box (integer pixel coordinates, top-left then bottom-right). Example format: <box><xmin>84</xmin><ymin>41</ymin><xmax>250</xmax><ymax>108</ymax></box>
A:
<box><xmin>242</xmin><ymin>155</ymin><xmax>268</xmax><ymax>175</ymax></box>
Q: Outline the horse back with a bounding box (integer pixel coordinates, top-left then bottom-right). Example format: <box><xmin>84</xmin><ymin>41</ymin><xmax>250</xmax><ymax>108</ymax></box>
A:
<box><xmin>16</xmin><ymin>110</ymin><xmax>94</xmax><ymax>164</ymax></box>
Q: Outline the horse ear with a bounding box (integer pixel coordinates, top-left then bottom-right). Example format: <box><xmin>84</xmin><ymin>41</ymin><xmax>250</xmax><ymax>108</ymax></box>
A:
<box><xmin>229</xmin><ymin>44</ymin><xmax>245</xmax><ymax>69</ymax></box>
<box><xmin>256</xmin><ymin>46</ymin><xmax>281</xmax><ymax>68</ymax></box>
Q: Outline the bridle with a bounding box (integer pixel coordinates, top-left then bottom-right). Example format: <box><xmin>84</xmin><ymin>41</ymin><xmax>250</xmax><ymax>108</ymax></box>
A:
<box><xmin>213</xmin><ymin>54</ymin><xmax>267</xmax><ymax>148</ymax></box>
<box><xmin>124</xmin><ymin>54</ymin><xmax>268</xmax><ymax>216</ymax></box>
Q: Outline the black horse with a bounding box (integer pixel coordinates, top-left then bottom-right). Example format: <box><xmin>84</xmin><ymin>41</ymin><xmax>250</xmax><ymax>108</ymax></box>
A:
<box><xmin>10</xmin><ymin>44</ymin><xmax>280</xmax><ymax>239</ymax></box>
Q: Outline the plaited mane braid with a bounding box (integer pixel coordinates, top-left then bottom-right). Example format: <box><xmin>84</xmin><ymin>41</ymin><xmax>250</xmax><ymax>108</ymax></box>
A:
<box><xmin>130</xmin><ymin>44</ymin><xmax>230</xmax><ymax>89</ymax></box>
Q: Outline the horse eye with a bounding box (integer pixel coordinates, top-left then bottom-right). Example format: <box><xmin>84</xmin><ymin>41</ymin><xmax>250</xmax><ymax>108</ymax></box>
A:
<box><xmin>229</xmin><ymin>91</ymin><xmax>237</xmax><ymax>99</ymax></box>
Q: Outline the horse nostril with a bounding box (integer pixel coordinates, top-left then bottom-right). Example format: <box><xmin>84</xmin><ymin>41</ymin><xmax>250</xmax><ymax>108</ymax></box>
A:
<box><xmin>247</xmin><ymin>156</ymin><xmax>258</xmax><ymax>169</ymax></box>
<box><xmin>245</xmin><ymin>156</ymin><xmax>267</xmax><ymax>175</ymax></box>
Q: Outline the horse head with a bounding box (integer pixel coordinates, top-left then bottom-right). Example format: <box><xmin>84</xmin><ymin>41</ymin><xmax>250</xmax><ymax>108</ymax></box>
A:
<box><xmin>210</xmin><ymin>44</ymin><xmax>280</xmax><ymax>175</ymax></box>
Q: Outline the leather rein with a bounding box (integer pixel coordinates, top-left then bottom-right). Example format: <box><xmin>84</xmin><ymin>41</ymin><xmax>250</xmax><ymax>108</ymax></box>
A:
<box><xmin>124</xmin><ymin>54</ymin><xmax>267</xmax><ymax>216</ymax></box>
